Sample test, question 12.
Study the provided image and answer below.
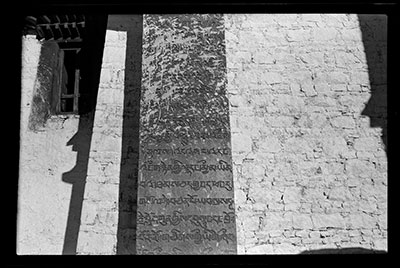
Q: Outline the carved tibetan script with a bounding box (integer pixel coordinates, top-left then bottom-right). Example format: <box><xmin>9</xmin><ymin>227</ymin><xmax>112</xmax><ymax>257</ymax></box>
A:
<box><xmin>136</xmin><ymin>14</ymin><xmax>237</xmax><ymax>255</ymax></box>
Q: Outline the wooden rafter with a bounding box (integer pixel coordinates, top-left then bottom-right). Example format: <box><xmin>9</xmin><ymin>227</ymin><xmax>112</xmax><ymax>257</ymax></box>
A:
<box><xmin>25</xmin><ymin>14</ymin><xmax>86</xmax><ymax>41</ymax></box>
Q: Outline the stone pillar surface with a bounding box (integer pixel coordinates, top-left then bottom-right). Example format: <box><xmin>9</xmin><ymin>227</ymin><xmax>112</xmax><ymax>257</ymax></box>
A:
<box><xmin>136</xmin><ymin>14</ymin><xmax>237</xmax><ymax>255</ymax></box>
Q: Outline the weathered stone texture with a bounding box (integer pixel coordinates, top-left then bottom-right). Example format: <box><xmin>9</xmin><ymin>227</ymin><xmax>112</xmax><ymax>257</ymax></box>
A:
<box><xmin>136</xmin><ymin>14</ymin><xmax>236</xmax><ymax>255</ymax></box>
<box><xmin>19</xmin><ymin>14</ymin><xmax>387</xmax><ymax>255</ymax></box>
<box><xmin>225</xmin><ymin>14</ymin><xmax>387</xmax><ymax>254</ymax></box>
<box><xmin>18</xmin><ymin>36</ymin><xmax>85</xmax><ymax>254</ymax></box>
<box><xmin>77</xmin><ymin>16</ymin><xmax>131</xmax><ymax>255</ymax></box>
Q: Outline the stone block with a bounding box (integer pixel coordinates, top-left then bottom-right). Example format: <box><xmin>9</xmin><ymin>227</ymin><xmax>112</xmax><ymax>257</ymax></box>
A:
<box><xmin>340</xmin><ymin>29</ymin><xmax>363</xmax><ymax>42</ymax></box>
<box><xmin>246</xmin><ymin>244</ymin><xmax>274</xmax><ymax>254</ymax></box>
<box><xmin>309</xmin><ymin>96</ymin><xmax>338</xmax><ymax>109</ymax></box>
<box><xmin>98</xmin><ymin>67</ymin><xmax>113</xmax><ymax>86</ymax></box>
<box><xmin>231</xmin><ymin>133</ymin><xmax>253</xmax><ymax>153</ymax></box>
<box><xmin>299</xmin><ymin>52</ymin><xmax>325</xmax><ymax>65</ymax></box>
<box><xmin>347</xmin><ymin>84</ymin><xmax>362</xmax><ymax>92</ymax></box>
<box><xmin>350</xmin><ymin>71</ymin><xmax>370</xmax><ymax>85</ymax></box>
<box><xmin>362</xmin><ymin>214</ymin><xmax>379</xmax><ymax>229</ymax></box>
<box><xmin>311</xmin><ymin>213</ymin><xmax>346</xmax><ymax>229</ymax></box>
<box><xmin>301</xmin><ymin>237</ymin><xmax>321</xmax><ymax>245</ymax></box>
<box><xmin>302</xmin><ymin>14</ymin><xmax>323</xmax><ymax>22</ymax></box>
<box><xmin>309</xmin><ymin>231</ymin><xmax>321</xmax><ymax>239</ymax></box>
<box><xmin>299</xmin><ymin>203</ymin><xmax>312</xmax><ymax>213</ymax></box>
<box><xmin>234</xmin><ymin>188</ymin><xmax>247</xmax><ymax>205</ymax></box>
<box><xmin>97</xmin><ymin>87</ymin><xmax>125</xmax><ymax>106</ymax></box>
<box><xmin>228</xmin><ymin>94</ymin><xmax>244</xmax><ymax>107</ymax></box>
<box><xmin>256</xmin><ymin>137</ymin><xmax>281</xmax><ymax>153</ymax></box>
<box><xmin>299</xmin><ymin>162</ymin><xmax>322</xmax><ymax>177</ymax></box>
<box><xmin>268</xmin><ymin>116</ymin><xmax>295</xmax><ymax>128</ymax></box>
<box><xmin>345</xmin><ymin>159</ymin><xmax>376</xmax><ymax>179</ymax></box>
<box><xmin>286</xmin><ymin>29</ymin><xmax>312</xmax><ymax>42</ymax></box>
<box><xmin>284</xmin><ymin>202</ymin><xmax>301</xmax><ymax>211</ymax></box>
<box><xmin>295</xmin><ymin>230</ymin><xmax>308</xmax><ymax>238</ymax></box>
<box><xmin>272</xmin><ymin>95</ymin><xmax>305</xmax><ymax>114</ymax></box>
<box><xmin>238</xmin><ymin>31</ymin><xmax>263</xmax><ymax>50</ymax></box>
<box><xmin>327</xmin><ymin>186</ymin><xmax>352</xmax><ymax>201</ymax></box>
<box><xmin>262</xmin><ymin>31</ymin><xmax>288</xmax><ymax>45</ymax></box>
<box><xmin>87</xmin><ymin>158</ymin><xmax>121</xmax><ymax>179</ymax></box>
<box><xmin>353</xmin><ymin>137</ymin><xmax>380</xmax><ymax>152</ymax></box>
<box><xmin>84</xmin><ymin>182</ymin><xmax>119</xmax><ymax>202</ymax></box>
<box><xmin>262</xmin><ymin>212</ymin><xmax>291</xmax><ymax>231</ymax></box>
<box><xmin>314</xmin><ymin>71</ymin><xmax>349</xmax><ymax>84</ymax></box>
<box><xmin>102</xmin><ymin>47</ymin><xmax>126</xmax><ymax>65</ymax></box>
<box><xmin>225</xmin><ymin>30</ymin><xmax>238</xmax><ymax>44</ymax></box>
<box><xmin>302</xmin><ymin>188</ymin><xmax>326</xmax><ymax>201</ymax></box>
<box><xmin>300</xmin><ymin>83</ymin><xmax>317</xmax><ymax>96</ymax></box>
<box><xmin>331</xmin><ymin>84</ymin><xmax>347</xmax><ymax>92</ymax></box>
<box><xmin>358</xmin><ymin>200</ymin><xmax>377</xmax><ymax>213</ymax></box>
<box><xmin>79</xmin><ymin>215</ymin><xmax>118</xmax><ymax>236</ymax></box>
<box><xmin>283</xmin><ymin>137</ymin><xmax>313</xmax><ymax>154</ymax></box>
<box><xmin>241</xmin><ymin>214</ymin><xmax>260</xmax><ymax>231</ymax></box>
<box><xmin>275</xmin><ymin>14</ymin><xmax>299</xmax><ymax>26</ymax></box>
<box><xmin>348</xmin><ymin>229</ymin><xmax>360</xmax><ymax>237</ymax></box>
<box><xmin>242</xmin><ymin>161</ymin><xmax>266</xmax><ymax>179</ymax></box>
<box><xmin>314</xmin><ymin>82</ymin><xmax>330</xmax><ymax>94</ymax></box>
<box><xmin>346</xmin><ymin>213</ymin><xmax>376</xmax><ymax>229</ymax></box>
<box><xmin>234</xmin><ymin>70</ymin><xmax>259</xmax><ymax>86</ymax></box>
<box><xmin>274</xmin><ymin>52</ymin><xmax>296</xmax><ymax>64</ymax></box>
<box><xmin>290</xmin><ymin>83</ymin><xmax>302</xmax><ymax>95</ymax></box>
<box><xmin>97</xmin><ymin>210</ymin><xmax>118</xmax><ymax>227</ymax></box>
<box><xmin>289</xmin><ymin>71</ymin><xmax>313</xmax><ymax>84</ymax></box>
<box><xmin>252</xmin><ymin>52</ymin><xmax>275</xmax><ymax>64</ymax></box>
<box><xmin>260</xmin><ymin>72</ymin><xmax>284</xmax><ymax>85</ymax></box>
<box><xmin>312</xmin><ymin>27</ymin><xmax>338</xmax><ymax>41</ymax></box>
<box><xmin>244</xmin><ymin>14</ymin><xmax>276</xmax><ymax>27</ymax></box>
<box><xmin>77</xmin><ymin>231</ymin><xmax>117</xmax><ymax>255</ymax></box>
<box><xmin>268</xmin><ymin>230</ymin><xmax>283</xmax><ymax>238</ymax></box>
<box><xmin>273</xmin><ymin>243</ymin><xmax>301</xmax><ymax>254</ymax></box>
<box><xmin>330</xmin><ymin>116</ymin><xmax>356</xmax><ymax>129</ymax></box>
<box><xmin>292</xmin><ymin>214</ymin><xmax>313</xmax><ymax>229</ymax></box>
<box><xmin>80</xmin><ymin>201</ymin><xmax>99</xmax><ymax>226</ymax></box>
<box><xmin>283</xmin><ymin>229</ymin><xmax>296</xmax><ymax>238</ymax></box>
<box><xmin>104</xmin><ymin>29</ymin><xmax>120</xmax><ymax>44</ymax></box>
<box><xmin>324</xmin><ymin>162</ymin><xmax>344</xmax><ymax>175</ymax></box>
<box><xmin>373</xmin><ymin>239</ymin><xmax>387</xmax><ymax>251</ymax></box>
<box><xmin>231</xmin><ymin>51</ymin><xmax>252</xmax><ymax>64</ymax></box>
<box><xmin>99</xmin><ymin>68</ymin><xmax>125</xmax><ymax>88</ymax></box>
<box><xmin>250</xmin><ymin>187</ymin><xmax>281</xmax><ymax>204</ymax></box>
<box><xmin>282</xmin><ymin>187</ymin><xmax>302</xmax><ymax>204</ymax></box>
<box><xmin>377</xmin><ymin>212</ymin><xmax>387</xmax><ymax>229</ymax></box>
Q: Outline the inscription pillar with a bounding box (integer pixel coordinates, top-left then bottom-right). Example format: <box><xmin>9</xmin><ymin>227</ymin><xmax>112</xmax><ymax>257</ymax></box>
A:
<box><xmin>136</xmin><ymin>14</ymin><xmax>237</xmax><ymax>254</ymax></box>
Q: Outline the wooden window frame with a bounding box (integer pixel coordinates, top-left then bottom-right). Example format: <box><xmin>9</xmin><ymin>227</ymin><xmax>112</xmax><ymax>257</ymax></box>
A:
<box><xmin>53</xmin><ymin>41</ymin><xmax>82</xmax><ymax>115</ymax></box>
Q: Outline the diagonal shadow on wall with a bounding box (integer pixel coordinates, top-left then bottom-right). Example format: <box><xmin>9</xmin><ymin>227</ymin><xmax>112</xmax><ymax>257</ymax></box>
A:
<box><xmin>107</xmin><ymin>15</ymin><xmax>143</xmax><ymax>255</ymax></box>
<box><xmin>61</xmin><ymin>14</ymin><xmax>107</xmax><ymax>255</ymax></box>
<box><xmin>358</xmin><ymin>14</ymin><xmax>387</xmax><ymax>154</ymax></box>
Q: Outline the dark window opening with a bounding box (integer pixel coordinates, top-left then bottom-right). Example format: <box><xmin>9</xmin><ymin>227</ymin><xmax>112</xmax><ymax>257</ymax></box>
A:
<box><xmin>25</xmin><ymin>14</ymin><xmax>107</xmax><ymax>116</ymax></box>
<box><xmin>57</xmin><ymin>42</ymin><xmax>82</xmax><ymax>114</ymax></box>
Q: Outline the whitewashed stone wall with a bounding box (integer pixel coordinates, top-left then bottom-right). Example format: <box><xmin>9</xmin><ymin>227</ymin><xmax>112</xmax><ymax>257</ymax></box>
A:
<box><xmin>76</xmin><ymin>18</ymin><xmax>127</xmax><ymax>255</ymax></box>
<box><xmin>19</xmin><ymin>14</ymin><xmax>387</xmax><ymax>255</ymax></box>
<box><xmin>18</xmin><ymin>35</ymin><xmax>82</xmax><ymax>254</ymax></box>
<box><xmin>225</xmin><ymin>14</ymin><xmax>387</xmax><ymax>254</ymax></box>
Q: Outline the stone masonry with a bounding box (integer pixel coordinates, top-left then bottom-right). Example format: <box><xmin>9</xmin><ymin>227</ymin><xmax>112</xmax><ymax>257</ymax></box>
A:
<box><xmin>225</xmin><ymin>14</ymin><xmax>387</xmax><ymax>254</ymax></box>
<box><xmin>18</xmin><ymin>14</ymin><xmax>387</xmax><ymax>255</ymax></box>
<box><xmin>76</xmin><ymin>15</ymin><xmax>142</xmax><ymax>255</ymax></box>
<box><xmin>76</xmin><ymin>23</ymin><xmax>126</xmax><ymax>255</ymax></box>
<box><xmin>18</xmin><ymin>35</ymin><xmax>84</xmax><ymax>254</ymax></box>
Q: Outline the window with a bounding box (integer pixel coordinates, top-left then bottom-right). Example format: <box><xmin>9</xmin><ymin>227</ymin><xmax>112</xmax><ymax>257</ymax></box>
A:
<box><xmin>25</xmin><ymin>14</ymin><xmax>108</xmax><ymax>116</ymax></box>
<box><xmin>53</xmin><ymin>41</ymin><xmax>83</xmax><ymax>114</ymax></box>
